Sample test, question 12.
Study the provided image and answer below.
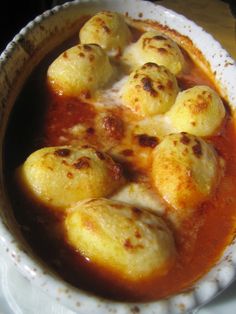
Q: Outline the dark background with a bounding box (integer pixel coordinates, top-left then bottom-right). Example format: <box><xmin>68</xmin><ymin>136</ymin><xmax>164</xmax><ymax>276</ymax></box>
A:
<box><xmin>0</xmin><ymin>0</ymin><xmax>53</xmax><ymax>52</ymax></box>
<box><xmin>0</xmin><ymin>0</ymin><xmax>235</xmax><ymax>53</ymax></box>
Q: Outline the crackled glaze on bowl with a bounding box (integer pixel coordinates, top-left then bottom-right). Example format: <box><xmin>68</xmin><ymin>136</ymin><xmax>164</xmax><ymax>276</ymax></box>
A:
<box><xmin>0</xmin><ymin>1</ymin><xmax>236</xmax><ymax>313</ymax></box>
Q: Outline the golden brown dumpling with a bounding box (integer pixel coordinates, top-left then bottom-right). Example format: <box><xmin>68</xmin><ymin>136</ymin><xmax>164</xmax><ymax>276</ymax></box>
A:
<box><xmin>79</xmin><ymin>11</ymin><xmax>131</xmax><ymax>56</ymax></box>
<box><xmin>121</xmin><ymin>62</ymin><xmax>179</xmax><ymax>116</ymax></box>
<box><xmin>17</xmin><ymin>146</ymin><xmax>123</xmax><ymax>211</ymax></box>
<box><xmin>152</xmin><ymin>133</ymin><xmax>221</xmax><ymax>213</ymax></box>
<box><xmin>65</xmin><ymin>198</ymin><xmax>175</xmax><ymax>281</ymax></box>
<box><xmin>47</xmin><ymin>44</ymin><xmax>114</xmax><ymax>97</ymax></box>
<box><xmin>168</xmin><ymin>85</ymin><xmax>226</xmax><ymax>136</ymax></box>
<box><xmin>126</xmin><ymin>31</ymin><xmax>185</xmax><ymax>75</ymax></box>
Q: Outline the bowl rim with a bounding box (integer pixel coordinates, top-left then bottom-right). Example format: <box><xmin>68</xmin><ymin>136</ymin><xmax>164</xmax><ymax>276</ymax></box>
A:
<box><xmin>0</xmin><ymin>0</ymin><xmax>236</xmax><ymax>313</ymax></box>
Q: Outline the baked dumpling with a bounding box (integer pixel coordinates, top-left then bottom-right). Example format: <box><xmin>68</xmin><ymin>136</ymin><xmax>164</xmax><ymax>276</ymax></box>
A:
<box><xmin>65</xmin><ymin>198</ymin><xmax>175</xmax><ymax>281</ymax></box>
<box><xmin>79</xmin><ymin>11</ymin><xmax>131</xmax><ymax>56</ymax></box>
<box><xmin>47</xmin><ymin>44</ymin><xmax>114</xmax><ymax>97</ymax></box>
<box><xmin>168</xmin><ymin>85</ymin><xmax>226</xmax><ymax>136</ymax></box>
<box><xmin>17</xmin><ymin>146</ymin><xmax>123</xmax><ymax>210</ymax></box>
<box><xmin>152</xmin><ymin>133</ymin><xmax>221</xmax><ymax>213</ymax></box>
<box><xmin>127</xmin><ymin>31</ymin><xmax>185</xmax><ymax>75</ymax></box>
<box><xmin>121</xmin><ymin>62</ymin><xmax>179</xmax><ymax>116</ymax></box>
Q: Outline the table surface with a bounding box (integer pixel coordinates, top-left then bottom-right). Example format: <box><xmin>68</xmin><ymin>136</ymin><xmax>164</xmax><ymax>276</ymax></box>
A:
<box><xmin>0</xmin><ymin>1</ymin><xmax>235</xmax><ymax>313</ymax></box>
<box><xmin>156</xmin><ymin>0</ymin><xmax>236</xmax><ymax>60</ymax></box>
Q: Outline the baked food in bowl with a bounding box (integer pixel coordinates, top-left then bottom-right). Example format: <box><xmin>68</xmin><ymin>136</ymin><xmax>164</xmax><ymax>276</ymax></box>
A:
<box><xmin>0</xmin><ymin>0</ymin><xmax>236</xmax><ymax>313</ymax></box>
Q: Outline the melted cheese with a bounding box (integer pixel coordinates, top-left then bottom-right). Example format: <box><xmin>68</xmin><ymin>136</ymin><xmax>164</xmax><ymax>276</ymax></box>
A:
<box><xmin>111</xmin><ymin>182</ymin><xmax>166</xmax><ymax>215</ymax></box>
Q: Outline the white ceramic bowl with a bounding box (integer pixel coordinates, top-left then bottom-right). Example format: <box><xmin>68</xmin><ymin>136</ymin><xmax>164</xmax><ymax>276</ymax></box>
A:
<box><xmin>0</xmin><ymin>1</ymin><xmax>236</xmax><ymax>313</ymax></box>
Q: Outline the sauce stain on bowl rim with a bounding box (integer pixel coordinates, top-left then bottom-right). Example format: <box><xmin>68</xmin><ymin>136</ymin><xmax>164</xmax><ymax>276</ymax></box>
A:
<box><xmin>0</xmin><ymin>1</ymin><xmax>236</xmax><ymax>313</ymax></box>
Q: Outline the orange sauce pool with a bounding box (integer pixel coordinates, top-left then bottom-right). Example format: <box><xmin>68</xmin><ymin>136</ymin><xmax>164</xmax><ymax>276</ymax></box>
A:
<box><xmin>3</xmin><ymin>18</ymin><xmax>236</xmax><ymax>302</ymax></box>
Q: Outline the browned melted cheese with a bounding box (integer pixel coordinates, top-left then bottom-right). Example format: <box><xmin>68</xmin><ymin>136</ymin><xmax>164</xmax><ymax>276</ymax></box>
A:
<box><xmin>4</xmin><ymin>15</ymin><xmax>236</xmax><ymax>302</ymax></box>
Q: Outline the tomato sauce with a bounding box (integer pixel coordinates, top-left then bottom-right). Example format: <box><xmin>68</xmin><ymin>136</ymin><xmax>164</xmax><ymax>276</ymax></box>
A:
<box><xmin>44</xmin><ymin>94</ymin><xmax>96</xmax><ymax>146</ymax></box>
<box><xmin>3</xmin><ymin>19</ymin><xmax>236</xmax><ymax>302</ymax></box>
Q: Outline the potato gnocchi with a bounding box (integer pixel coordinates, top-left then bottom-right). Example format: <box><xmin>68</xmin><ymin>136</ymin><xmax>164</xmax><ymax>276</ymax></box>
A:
<box><xmin>79</xmin><ymin>11</ymin><xmax>131</xmax><ymax>56</ymax></box>
<box><xmin>168</xmin><ymin>85</ymin><xmax>226</xmax><ymax>136</ymax></box>
<box><xmin>17</xmin><ymin>146</ymin><xmax>124</xmax><ymax>210</ymax></box>
<box><xmin>47</xmin><ymin>44</ymin><xmax>114</xmax><ymax>97</ymax></box>
<box><xmin>123</xmin><ymin>31</ymin><xmax>185</xmax><ymax>75</ymax></box>
<box><xmin>65</xmin><ymin>198</ymin><xmax>176</xmax><ymax>281</ymax></box>
<box><xmin>121</xmin><ymin>62</ymin><xmax>179</xmax><ymax>116</ymax></box>
<box><xmin>152</xmin><ymin>133</ymin><xmax>222</xmax><ymax>219</ymax></box>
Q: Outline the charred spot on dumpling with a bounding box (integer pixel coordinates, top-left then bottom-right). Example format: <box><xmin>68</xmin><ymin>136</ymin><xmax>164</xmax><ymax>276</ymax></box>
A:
<box><xmin>65</xmin><ymin>198</ymin><xmax>176</xmax><ymax>281</ymax></box>
<box><xmin>179</xmin><ymin>132</ymin><xmax>191</xmax><ymax>145</ymax></box>
<box><xmin>79</xmin><ymin>11</ymin><xmax>131</xmax><ymax>56</ymax></box>
<box><xmin>192</xmin><ymin>139</ymin><xmax>202</xmax><ymax>158</ymax></box>
<box><xmin>54</xmin><ymin>148</ymin><xmax>71</xmax><ymax>157</ymax></box>
<box><xmin>151</xmin><ymin>133</ymin><xmax>223</xmax><ymax>221</ymax></box>
<box><xmin>121</xmin><ymin>63</ymin><xmax>179</xmax><ymax>116</ymax></box>
<box><xmin>73</xmin><ymin>156</ymin><xmax>91</xmax><ymax>169</ymax></box>
<box><xmin>130</xmin><ymin>31</ymin><xmax>185</xmax><ymax>75</ymax></box>
<box><xmin>136</xmin><ymin>134</ymin><xmax>159</xmax><ymax>148</ymax></box>
<box><xmin>168</xmin><ymin>85</ymin><xmax>226</xmax><ymax>136</ymax></box>
<box><xmin>141</xmin><ymin>77</ymin><xmax>158</xmax><ymax>96</ymax></box>
<box><xmin>47</xmin><ymin>44</ymin><xmax>114</xmax><ymax>97</ymax></box>
<box><xmin>16</xmin><ymin>146</ymin><xmax>124</xmax><ymax>211</ymax></box>
<box><xmin>102</xmin><ymin>114</ymin><xmax>124</xmax><ymax>140</ymax></box>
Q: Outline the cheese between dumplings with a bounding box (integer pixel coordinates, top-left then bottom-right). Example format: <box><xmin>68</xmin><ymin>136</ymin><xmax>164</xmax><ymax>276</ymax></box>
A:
<box><xmin>111</xmin><ymin>182</ymin><xmax>166</xmax><ymax>215</ymax></box>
